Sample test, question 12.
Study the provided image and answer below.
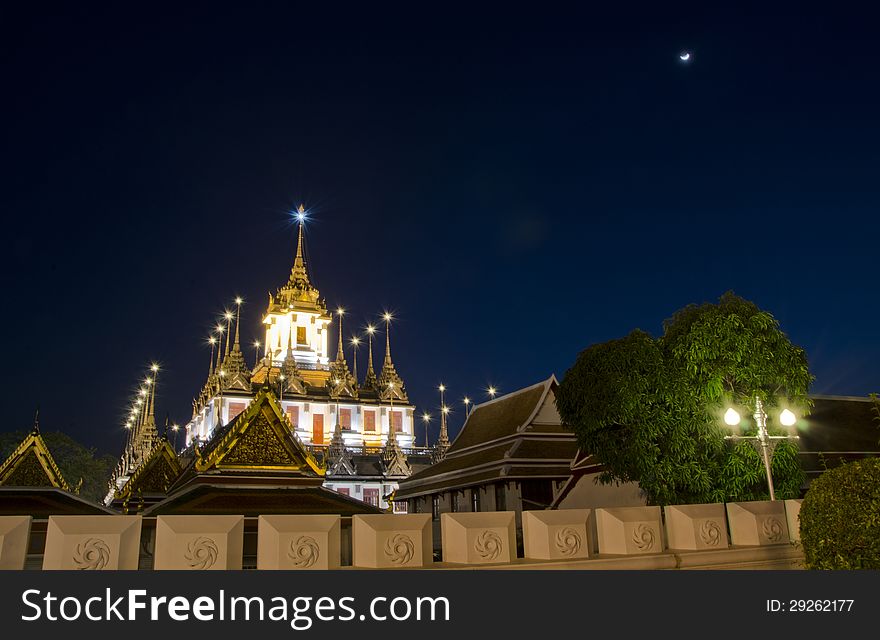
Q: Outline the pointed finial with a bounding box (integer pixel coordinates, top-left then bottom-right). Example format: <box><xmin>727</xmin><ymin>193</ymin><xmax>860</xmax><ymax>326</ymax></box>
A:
<box><xmin>233</xmin><ymin>297</ymin><xmax>243</xmax><ymax>351</ymax></box>
<box><xmin>290</xmin><ymin>205</ymin><xmax>310</xmax><ymax>285</ymax></box>
<box><xmin>208</xmin><ymin>336</ymin><xmax>217</xmax><ymax>376</ymax></box>
<box><xmin>148</xmin><ymin>363</ymin><xmax>159</xmax><ymax>421</ymax></box>
<box><xmin>223</xmin><ymin>310</ymin><xmax>233</xmax><ymax>357</ymax></box>
<box><xmin>382</xmin><ymin>312</ymin><xmax>393</xmax><ymax>366</ymax></box>
<box><xmin>336</xmin><ymin>308</ymin><xmax>346</xmax><ymax>363</ymax></box>
<box><xmin>215</xmin><ymin>324</ymin><xmax>225</xmax><ymax>372</ymax></box>
<box><xmin>32</xmin><ymin>407</ymin><xmax>40</xmax><ymax>434</ymax></box>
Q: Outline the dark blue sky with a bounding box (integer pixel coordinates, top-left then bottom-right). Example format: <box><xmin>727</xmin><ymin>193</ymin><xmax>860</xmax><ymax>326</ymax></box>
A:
<box><xmin>2</xmin><ymin>4</ymin><xmax>877</xmax><ymax>454</ymax></box>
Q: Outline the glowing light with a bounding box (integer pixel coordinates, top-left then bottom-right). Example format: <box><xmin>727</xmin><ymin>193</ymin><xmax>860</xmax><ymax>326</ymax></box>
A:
<box><xmin>333</xmin><ymin>378</ymin><xmax>340</xmax><ymax>385</ymax></box>
<box><xmin>254</xmin><ymin>341</ymin><xmax>261</xmax><ymax>348</ymax></box>
<box><xmin>295</xmin><ymin>204</ymin><xmax>306</xmax><ymax>223</ymax></box>
<box><xmin>442</xmin><ymin>405</ymin><xmax>450</xmax><ymax>415</ymax></box>
<box><xmin>279</xmin><ymin>374</ymin><xmax>286</xmax><ymax>381</ymax></box>
<box><xmin>151</xmin><ymin>363</ymin><xmax>159</xmax><ymax>373</ymax></box>
<box><xmin>224</xmin><ymin>311</ymin><xmax>233</xmax><ymax>321</ymax></box>
<box><xmin>779</xmin><ymin>409</ymin><xmax>797</xmax><ymax>427</ymax></box>
<box><xmin>422</xmin><ymin>413</ymin><xmax>431</xmax><ymax>422</ymax></box>
<box><xmin>350</xmin><ymin>336</ymin><xmax>361</xmax><ymax>346</ymax></box>
<box><xmin>337</xmin><ymin>307</ymin><xmax>345</xmax><ymax>316</ymax></box>
<box><xmin>680</xmin><ymin>51</ymin><xmax>691</xmax><ymax>61</ymax></box>
<box><xmin>172</xmin><ymin>424</ymin><xmax>180</xmax><ymax>432</ymax></box>
<box><xmin>219</xmin><ymin>369</ymin><xmax>225</xmax><ymax>377</ymax></box>
<box><xmin>216</xmin><ymin>324</ymin><xmax>225</xmax><ymax>334</ymax></box>
<box><xmin>724</xmin><ymin>408</ymin><xmax>741</xmax><ymax>426</ymax></box>
<box><xmin>438</xmin><ymin>383</ymin><xmax>446</xmax><ymax>392</ymax></box>
<box><xmin>145</xmin><ymin>378</ymin><xmax>152</xmax><ymax>386</ymax></box>
<box><xmin>387</xmin><ymin>381</ymin><xmax>395</xmax><ymax>388</ymax></box>
<box><xmin>136</xmin><ymin>399</ymin><xmax>143</xmax><ymax>406</ymax></box>
<box><xmin>383</xmin><ymin>311</ymin><xmax>393</xmax><ymax>322</ymax></box>
<box><xmin>463</xmin><ymin>397</ymin><xmax>471</xmax><ymax>406</ymax></box>
<box><xmin>487</xmin><ymin>386</ymin><xmax>497</xmax><ymax>398</ymax></box>
<box><xmin>139</xmin><ymin>389</ymin><xmax>147</xmax><ymax>397</ymax></box>
<box><xmin>235</xmin><ymin>297</ymin><xmax>243</xmax><ymax>305</ymax></box>
<box><xmin>209</xmin><ymin>337</ymin><xmax>217</xmax><ymax>345</ymax></box>
<box><xmin>366</xmin><ymin>325</ymin><xmax>376</xmax><ymax>335</ymax></box>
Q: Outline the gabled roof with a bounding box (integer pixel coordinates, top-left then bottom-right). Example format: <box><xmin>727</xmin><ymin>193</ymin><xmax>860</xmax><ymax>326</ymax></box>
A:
<box><xmin>193</xmin><ymin>388</ymin><xmax>324</xmax><ymax>476</ymax></box>
<box><xmin>114</xmin><ymin>439</ymin><xmax>182</xmax><ymax>502</ymax></box>
<box><xmin>0</xmin><ymin>430</ymin><xmax>69</xmax><ymax>491</ymax></box>
<box><xmin>446</xmin><ymin>376</ymin><xmax>563</xmax><ymax>454</ymax></box>
<box><xmin>395</xmin><ymin>376</ymin><xmax>577</xmax><ymax>500</ymax></box>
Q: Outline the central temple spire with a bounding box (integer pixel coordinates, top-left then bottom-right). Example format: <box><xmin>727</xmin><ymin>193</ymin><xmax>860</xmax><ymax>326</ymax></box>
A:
<box><xmin>289</xmin><ymin>205</ymin><xmax>311</xmax><ymax>287</ymax></box>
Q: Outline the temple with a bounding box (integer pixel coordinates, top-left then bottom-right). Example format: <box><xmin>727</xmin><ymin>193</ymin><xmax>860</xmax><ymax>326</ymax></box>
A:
<box><xmin>106</xmin><ymin>207</ymin><xmax>431</xmax><ymax>511</ymax></box>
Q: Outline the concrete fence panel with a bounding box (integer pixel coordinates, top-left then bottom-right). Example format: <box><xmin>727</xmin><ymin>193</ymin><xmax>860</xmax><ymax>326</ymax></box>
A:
<box><xmin>596</xmin><ymin>506</ymin><xmax>663</xmax><ymax>555</ymax></box>
<box><xmin>0</xmin><ymin>516</ymin><xmax>32</xmax><ymax>570</ymax></box>
<box><xmin>352</xmin><ymin>514</ymin><xmax>432</xmax><ymax>568</ymax></box>
<box><xmin>522</xmin><ymin>509</ymin><xmax>591</xmax><ymax>560</ymax></box>
<box><xmin>726</xmin><ymin>501</ymin><xmax>790</xmax><ymax>546</ymax></box>
<box><xmin>257</xmin><ymin>515</ymin><xmax>341</xmax><ymax>570</ymax></box>
<box><xmin>664</xmin><ymin>503</ymin><xmax>730</xmax><ymax>551</ymax></box>
<box><xmin>441</xmin><ymin>511</ymin><xmax>517</xmax><ymax>564</ymax></box>
<box><xmin>42</xmin><ymin>515</ymin><xmax>141</xmax><ymax>570</ymax></box>
<box><xmin>154</xmin><ymin>515</ymin><xmax>244</xmax><ymax>570</ymax></box>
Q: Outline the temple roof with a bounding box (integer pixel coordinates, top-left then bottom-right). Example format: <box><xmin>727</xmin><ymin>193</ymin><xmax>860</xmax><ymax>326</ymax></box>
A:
<box><xmin>113</xmin><ymin>439</ymin><xmax>182</xmax><ymax>504</ymax></box>
<box><xmin>187</xmin><ymin>387</ymin><xmax>324</xmax><ymax>478</ymax></box>
<box><xmin>0</xmin><ymin>429</ymin><xmax>70</xmax><ymax>491</ymax></box>
<box><xmin>395</xmin><ymin>376</ymin><xmax>578</xmax><ymax>500</ymax></box>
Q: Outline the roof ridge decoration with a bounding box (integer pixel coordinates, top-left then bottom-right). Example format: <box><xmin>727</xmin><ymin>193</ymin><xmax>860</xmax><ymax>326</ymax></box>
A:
<box><xmin>328</xmin><ymin>310</ymin><xmax>358</xmax><ymax>398</ymax></box>
<box><xmin>194</xmin><ymin>388</ymin><xmax>324</xmax><ymax>476</ymax></box>
<box><xmin>377</xmin><ymin>316</ymin><xmax>407</xmax><ymax>402</ymax></box>
<box><xmin>326</xmin><ymin>422</ymin><xmax>356</xmax><ymax>476</ymax></box>
<box><xmin>382</xmin><ymin>430</ymin><xmax>412</xmax><ymax>478</ymax></box>
<box><xmin>0</xmin><ymin>429</ymin><xmax>70</xmax><ymax>491</ymax></box>
<box><xmin>114</xmin><ymin>439</ymin><xmax>182</xmax><ymax>503</ymax></box>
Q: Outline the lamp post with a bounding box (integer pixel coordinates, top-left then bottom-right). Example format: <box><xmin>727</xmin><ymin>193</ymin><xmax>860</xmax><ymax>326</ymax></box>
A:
<box><xmin>171</xmin><ymin>424</ymin><xmax>179</xmax><ymax>451</ymax></box>
<box><xmin>253</xmin><ymin>341</ymin><xmax>261</xmax><ymax>369</ymax></box>
<box><xmin>724</xmin><ymin>396</ymin><xmax>798</xmax><ymax>501</ymax></box>
<box><xmin>463</xmin><ymin>396</ymin><xmax>471</xmax><ymax>417</ymax></box>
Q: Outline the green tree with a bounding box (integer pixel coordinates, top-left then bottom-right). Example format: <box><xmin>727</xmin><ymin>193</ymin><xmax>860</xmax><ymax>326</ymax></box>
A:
<box><xmin>556</xmin><ymin>292</ymin><xmax>811</xmax><ymax>505</ymax></box>
<box><xmin>0</xmin><ymin>430</ymin><xmax>116</xmax><ymax>504</ymax></box>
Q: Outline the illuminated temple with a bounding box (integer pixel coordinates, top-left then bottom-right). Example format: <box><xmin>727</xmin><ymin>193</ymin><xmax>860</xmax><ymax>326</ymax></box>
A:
<box><xmin>103</xmin><ymin>209</ymin><xmax>431</xmax><ymax>514</ymax></box>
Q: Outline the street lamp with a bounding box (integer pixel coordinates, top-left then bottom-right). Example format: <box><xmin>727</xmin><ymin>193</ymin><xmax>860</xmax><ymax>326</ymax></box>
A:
<box><xmin>463</xmin><ymin>396</ymin><xmax>471</xmax><ymax>417</ymax></box>
<box><xmin>723</xmin><ymin>396</ymin><xmax>799</xmax><ymax>501</ymax></box>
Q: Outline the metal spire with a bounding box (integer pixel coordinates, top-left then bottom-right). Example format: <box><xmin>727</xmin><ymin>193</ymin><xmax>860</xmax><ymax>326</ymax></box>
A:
<box><xmin>290</xmin><ymin>205</ymin><xmax>310</xmax><ymax>286</ymax></box>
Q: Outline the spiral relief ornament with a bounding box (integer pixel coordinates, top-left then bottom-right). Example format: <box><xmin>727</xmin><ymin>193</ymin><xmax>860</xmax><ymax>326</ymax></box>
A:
<box><xmin>288</xmin><ymin>536</ymin><xmax>320</xmax><ymax>568</ymax></box>
<box><xmin>73</xmin><ymin>537</ymin><xmax>111</xmax><ymax>570</ymax></box>
<box><xmin>383</xmin><ymin>534</ymin><xmax>415</xmax><ymax>565</ymax></box>
<box><xmin>474</xmin><ymin>530</ymin><xmax>503</xmax><ymax>561</ymax></box>
<box><xmin>761</xmin><ymin>517</ymin><xmax>784</xmax><ymax>543</ymax></box>
<box><xmin>185</xmin><ymin>536</ymin><xmax>219</xmax><ymax>569</ymax></box>
<box><xmin>699</xmin><ymin>520</ymin><xmax>722</xmax><ymax>547</ymax></box>
<box><xmin>554</xmin><ymin>527</ymin><xmax>582</xmax><ymax>557</ymax></box>
<box><xmin>631</xmin><ymin>524</ymin><xmax>656</xmax><ymax>551</ymax></box>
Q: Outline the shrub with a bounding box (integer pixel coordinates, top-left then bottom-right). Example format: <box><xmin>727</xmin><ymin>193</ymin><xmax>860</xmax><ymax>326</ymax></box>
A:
<box><xmin>799</xmin><ymin>458</ymin><xmax>880</xmax><ymax>569</ymax></box>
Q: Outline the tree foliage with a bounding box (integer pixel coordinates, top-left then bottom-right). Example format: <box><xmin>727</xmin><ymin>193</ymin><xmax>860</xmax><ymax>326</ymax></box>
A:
<box><xmin>799</xmin><ymin>458</ymin><xmax>880</xmax><ymax>569</ymax></box>
<box><xmin>556</xmin><ymin>292</ymin><xmax>811</xmax><ymax>505</ymax></box>
<box><xmin>0</xmin><ymin>430</ymin><xmax>116</xmax><ymax>504</ymax></box>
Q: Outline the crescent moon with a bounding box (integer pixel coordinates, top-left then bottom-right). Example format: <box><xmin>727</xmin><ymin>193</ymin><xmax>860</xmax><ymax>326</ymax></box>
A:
<box><xmin>680</xmin><ymin>52</ymin><xmax>691</xmax><ymax>61</ymax></box>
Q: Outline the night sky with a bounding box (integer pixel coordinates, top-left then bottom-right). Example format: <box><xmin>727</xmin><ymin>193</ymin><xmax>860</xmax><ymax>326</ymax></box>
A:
<box><xmin>2</xmin><ymin>5</ymin><xmax>878</xmax><ymax>454</ymax></box>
